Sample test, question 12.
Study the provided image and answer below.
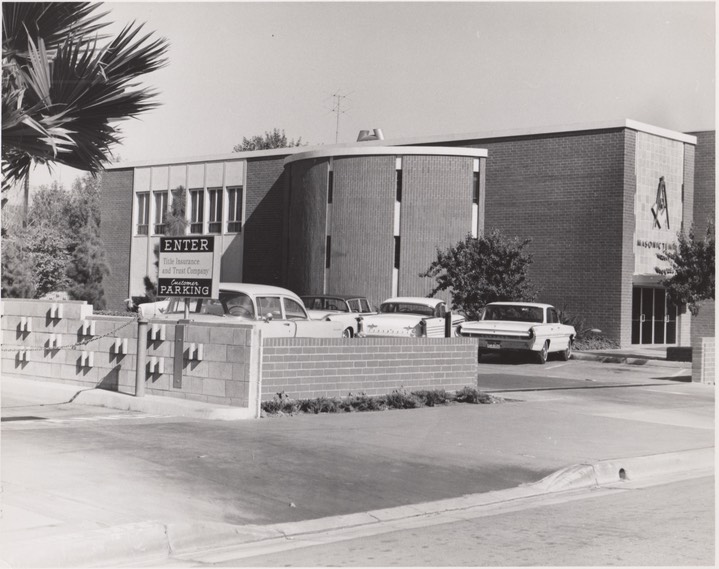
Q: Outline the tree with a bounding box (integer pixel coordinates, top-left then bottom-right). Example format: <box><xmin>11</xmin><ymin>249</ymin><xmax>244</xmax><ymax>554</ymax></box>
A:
<box><xmin>420</xmin><ymin>230</ymin><xmax>539</xmax><ymax>320</ymax></box>
<box><xmin>233</xmin><ymin>128</ymin><xmax>304</xmax><ymax>152</ymax></box>
<box><xmin>657</xmin><ymin>222</ymin><xmax>715</xmax><ymax>316</ymax></box>
<box><xmin>141</xmin><ymin>186</ymin><xmax>187</xmax><ymax>303</ymax></box>
<box><xmin>65</xmin><ymin>174</ymin><xmax>110</xmax><ymax>308</ymax></box>
<box><xmin>0</xmin><ymin>174</ymin><xmax>110</xmax><ymax>308</ymax></box>
<box><xmin>1</xmin><ymin>239</ymin><xmax>35</xmax><ymax>298</ymax></box>
<box><xmin>2</xmin><ymin>2</ymin><xmax>168</xmax><ymax>189</ymax></box>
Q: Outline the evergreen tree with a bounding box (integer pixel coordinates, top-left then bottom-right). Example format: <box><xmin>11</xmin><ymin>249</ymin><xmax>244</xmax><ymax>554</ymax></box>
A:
<box><xmin>1</xmin><ymin>238</ymin><xmax>35</xmax><ymax>298</ymax></box>
<box><xmin>232</xmin><ymin>128</ymin><xmax>304</xmax><ymax>152</ymax></box>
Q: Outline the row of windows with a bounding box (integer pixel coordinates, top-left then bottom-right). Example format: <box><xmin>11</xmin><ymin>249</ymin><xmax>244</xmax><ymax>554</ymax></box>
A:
<box><xmin>136</xmin><ymin>187</ymin><xmax>243</xmax><ymax>236</ymax></box>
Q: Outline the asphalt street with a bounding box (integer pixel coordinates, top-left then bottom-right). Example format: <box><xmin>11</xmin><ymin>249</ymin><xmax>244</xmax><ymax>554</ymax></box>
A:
<box><xmin>1</xmin><ymin>357</ymin><xmax>713</xmax><ymax>568</ymax></box>
<box><xmin>199</xmin><ymin>475</ymin><xmax>714</xmax><ymax>567</ymax></box>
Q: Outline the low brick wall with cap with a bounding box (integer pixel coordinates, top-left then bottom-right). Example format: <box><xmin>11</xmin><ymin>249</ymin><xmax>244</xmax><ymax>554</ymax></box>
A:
<box><xmin>261</xmin><ymin>337</ymin><xmax>478</xmax><ymax>401</ymax></box>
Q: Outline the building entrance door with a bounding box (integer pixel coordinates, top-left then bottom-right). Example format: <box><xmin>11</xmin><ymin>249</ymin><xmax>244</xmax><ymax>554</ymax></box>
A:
<box><xmin>631</xmin><ymin>287</ymin><xmax>677</xmax><ymax>345</ymax></box>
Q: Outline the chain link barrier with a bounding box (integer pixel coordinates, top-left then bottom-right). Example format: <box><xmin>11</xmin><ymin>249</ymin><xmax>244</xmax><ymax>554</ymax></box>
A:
<box><xmin>1</xmin><ymin>315</ymin><xmax>139</xmax><ymax>353</ymax></box>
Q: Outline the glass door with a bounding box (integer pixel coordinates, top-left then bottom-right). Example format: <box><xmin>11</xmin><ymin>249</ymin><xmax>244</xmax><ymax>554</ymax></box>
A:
<box><xmin>631</xmin><ymin>287</ymin><xmax>677</xmax><ymax>345</ymax></box>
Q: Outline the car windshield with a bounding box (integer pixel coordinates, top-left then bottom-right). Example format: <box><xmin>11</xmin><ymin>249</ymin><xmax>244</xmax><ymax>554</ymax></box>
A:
<box><xmin>166</xmin><ymin>293</ymin><xmax>257</xmax><ymax>319</ymax></box>
<box><xmin>380</xmin><ymin>303</ymin><xmax>435</xmax><ymax>317</ymax></box>
<box><xmin>483</xmin><ymin>305</ymin><xmax>544</xmax><ymax>323</ymax></box>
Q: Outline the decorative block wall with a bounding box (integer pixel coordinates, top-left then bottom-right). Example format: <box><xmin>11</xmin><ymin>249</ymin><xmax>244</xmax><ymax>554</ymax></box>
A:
<box><xmin>1</xmin><ymin>300</ymin><xmax>257</xmax><ymax>407</ymax></box>
<box><xmin>261</xmin><ymin>337</ymin><xmax>478</xmax><ymax>402</ymax></box>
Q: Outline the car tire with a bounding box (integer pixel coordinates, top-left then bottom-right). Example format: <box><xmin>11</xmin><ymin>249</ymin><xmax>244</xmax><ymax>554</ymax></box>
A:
<box><xmin>558</xmin><ymin>342</ymin><xmax>572</xmax><ymax>361</ymax></box>
<box><xmin>342</xmin><ymin>327</ymin><xmax>353</xmax><ymax>338</ymax></box>
<box><xmin>536</xmin><ymin>341</ymin><xmax>549</xmax><ymax>364</ymax></box>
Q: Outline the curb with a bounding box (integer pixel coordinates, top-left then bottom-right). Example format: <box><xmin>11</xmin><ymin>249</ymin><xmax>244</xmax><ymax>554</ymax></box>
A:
<box><xmin>1</xmin><ymin>375</ymin><xmax>256</xmax><ymax>421</ymax></box>
<box><xmin>1</xmin><ymin>447</ymin><xmax>712</xmax><ymax>568</ymax></box>
<box><xmin>571</xmin><ymin>352</ymin><xmax>689</xmax><ymax>368</ymax></box>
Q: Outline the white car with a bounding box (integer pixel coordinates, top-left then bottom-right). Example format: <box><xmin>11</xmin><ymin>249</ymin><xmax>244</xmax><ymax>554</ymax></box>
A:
<box><xmin>301</xmin><ymin>294</ymin><xmax>376</xmax><ymax>338</ymax></box>
<box><xmin>155</xmin><ymin>283</ymin><xmax>346</xmax><ymax>338</ymax></box>
<box><xmin>458</xmin><ymin>302</ymin><xmax>576</xmax><ymax>363</ymax></box>
<box><xmin>358</xmin><ymin>297</ymin><xmax>465</xmax><ymax>338</ymax></box>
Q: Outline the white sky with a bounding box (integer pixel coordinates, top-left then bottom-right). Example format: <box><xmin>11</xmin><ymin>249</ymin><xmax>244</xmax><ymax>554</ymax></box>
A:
<box><xmin>29</xmin><ymin>0</ymin><xmax>716</xmax><ymax>190</ymax></box>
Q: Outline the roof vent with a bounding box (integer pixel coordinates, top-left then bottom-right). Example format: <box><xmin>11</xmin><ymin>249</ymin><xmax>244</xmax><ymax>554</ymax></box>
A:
<box><xmin>357</xmin><ymin>129</ymin><xmax>384</xmax><ymax>142</ymax></box>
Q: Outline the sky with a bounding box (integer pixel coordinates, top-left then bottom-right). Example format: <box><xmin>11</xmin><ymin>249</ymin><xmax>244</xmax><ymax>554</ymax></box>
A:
<box><xmin>28</xmin><ymin>0</ymin><xmax>716</xmax><ymax>190</ymax></box>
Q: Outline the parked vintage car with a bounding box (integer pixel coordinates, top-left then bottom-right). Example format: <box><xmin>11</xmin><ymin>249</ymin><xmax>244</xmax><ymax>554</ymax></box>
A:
<box><xmin>358</xmin><ymin>297</ymin><xmax>465</xmax><ymax>338</ymax></box>
<box><xmin>301</xmin><ymin>294</ymin><xmax>376</xmax><ymax>338</ymax></box>
<box><xmin>458</xmin><ymin>302</ymin><xmax>576</xmax><ymax>363</ymax></box>
<box><xmin>155</xmin><ymin>283</ymin><xmax>346</xmax><ymax>338</ymax></box>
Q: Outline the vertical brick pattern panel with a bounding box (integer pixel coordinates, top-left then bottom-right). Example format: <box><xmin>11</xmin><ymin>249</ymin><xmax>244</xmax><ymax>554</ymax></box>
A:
<box><xmin>620</xmin><ymin>131</ymin><xmax>637</xmax><ymax>347</ymax></box>
<box><xmin>245</xmin><ymin>157</ymin><xmax>288</xmax><ymax>285</ymax></box>
<box><xmin>689</xmin><ymin>131</ymin><xmax>715</xmax><ymax>236</ymax></box>
<box><xmin>100</xmin><ymin>169</ymin><xmax>134</xmax><ymax>310</ymax></box>
<box><xmin>328</xmin><ymin>156</ymin><xmax>396</xmax><ymax>308</ymax></box>
<box><xmin>287</xmin><ymin>160</ymin><xmax>329</xmax><ymax>295</ymax></box>
<box><xmin>400</xmin><ymin>156</ymin><xmax>474</xmax><ymax>300</ymax></box>
<box><xmin>261</xmin><ymin>337</ymin><xmax>478</xmax><ymax>401</ymax></box>
<box><xmin>691</xmin><ymin>300</ymin><xmax>715</xmax><ymax>384</ymax></box>
<box><xmin>682</xmin><ymin>142</ymin><xmax>695</xmax><ymax>234</ymax></box>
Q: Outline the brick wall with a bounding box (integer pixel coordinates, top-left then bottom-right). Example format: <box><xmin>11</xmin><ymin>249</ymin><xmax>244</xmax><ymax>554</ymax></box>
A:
<box><xmin>244</xmin><ymin>157</ymin><xmax>289</xmax><ymax>285</ymax></box>
<box><xmin>463</xmin><ymin>130</ymin><xmax>630</xmax><ymax>343</ymax></box>
<box><xmin>261</xmin><ymin>337</ymin><xmax>478</xmax><ymax>401</ymax></box>
<box><xmin>691</xmin><ymin>300</ymin><xmax>715</xmax><ymax>384</ymax></box>
<box><xmin>689</xmin><ymin>131</ymin><xmax>715</xmax><ymax>236</ymax></box>
<box><xmin>100</xmin><ymin>169</ymin><xmax>134</xmax><ymax>310</ymax></box>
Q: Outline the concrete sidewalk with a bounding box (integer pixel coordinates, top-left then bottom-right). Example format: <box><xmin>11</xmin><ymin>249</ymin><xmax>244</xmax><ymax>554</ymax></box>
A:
<box><xmin>1</xmin><ymin>369</ymin><xmax>714</xmax><ymax>568</ymax></box>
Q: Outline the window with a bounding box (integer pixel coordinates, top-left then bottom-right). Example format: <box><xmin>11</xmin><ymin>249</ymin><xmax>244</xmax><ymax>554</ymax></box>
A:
<box><xmin>328</xmin><ymin>170</ymin><xmax>334</xmax><ymax>203</ymax></box>
<box><xmin>189</xmin><ymin>189</ymin><xmax>204</xmax><ymax>234</ymax></box>
<box><xmin>348</xmin><ymin>299</ymin><xmax>360</xmax><ymax>312</ymax></box>
<box><xmin>472</xmin><ymin>171</ymin><xmax>480</xmax><ymax>204</ymax></box>
<box><xmin>360</xmin><ymin>299</ymin><xmax>371</xmax><ymax>312</ymax></box>
<box><xmin>136</xmin><ymin>193</ymin><xmax>149</xmax><ymax>235</ymax></box>
<box><xmin>153</xmin><ymin>191</ymin><xmax>168</xmax><ymax>234</ymax></box>
<box><xmin>227</xmin><ymin>186</ymin><xmax>243</xmax><ymax>232</ymax></box>
<box><xmin>396</xmin><ymin>170</ymin><xmax>403</xmax><ymax>202</ymax></box>
<box><xmin>208</xmin><ymin>188</ymin><xmax>222</xmax><ymax>233</ymax></box>
<box><xmin>394</xmin><ymin>236</ymin><xmax>401</xmax><ymax>269</ymax></box>
<box><xmin>284</xmin><ymin>298</ymin><xmax>307</xmax><ymax>320</ymax></box>
<box><xmin>547</xmin><ymin>308</ymin><xmax>559</xmax><ymax>323</ymax></box>
<box><xmin>257</xmin><ymin>296</ymin><xmax>282</xmax><ymax>319</ymax></box>
<box><xmin>326</xmin><ymin>236</ymin><xmax>332</xmax><ymax>268</ymax></box>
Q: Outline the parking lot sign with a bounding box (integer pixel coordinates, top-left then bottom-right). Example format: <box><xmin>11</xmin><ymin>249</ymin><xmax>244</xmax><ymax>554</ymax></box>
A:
<box><xmin>158</xmin><ymin>236</ymin><xmax>220</xmax><ymax>298</ymax></box>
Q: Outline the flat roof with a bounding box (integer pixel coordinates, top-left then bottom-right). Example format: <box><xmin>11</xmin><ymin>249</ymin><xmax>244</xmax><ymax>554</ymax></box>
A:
<box><xmin>283</xmin><ymin>145</ymin><xmax>488</xmax><ymax>166</ymax></box>
<box><xmin>105</xmin><ymin>119</ymin><xmax>697</xmax><ymax>170</ymax></box>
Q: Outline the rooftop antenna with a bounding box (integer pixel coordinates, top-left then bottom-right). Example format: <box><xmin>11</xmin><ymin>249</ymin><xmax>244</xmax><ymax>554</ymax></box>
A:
<box><xmin>330</xmin><ymin>91</ymin><xmax>350</xmax><ymax>143</ymax></box>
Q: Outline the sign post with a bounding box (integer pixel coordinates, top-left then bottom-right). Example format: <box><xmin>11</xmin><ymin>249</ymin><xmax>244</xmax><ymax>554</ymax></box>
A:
<box><xmin>158</xmin><ymin>236</ymin><xmax>220</xmax><ymax>390</ymax></box>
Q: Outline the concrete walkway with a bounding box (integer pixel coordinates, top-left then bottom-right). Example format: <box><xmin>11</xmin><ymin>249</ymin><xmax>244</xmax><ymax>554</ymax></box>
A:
<box><xmin>0</xmin><ymin>353</ymin><xmax>713</xmax><ymax>568</ymax></box>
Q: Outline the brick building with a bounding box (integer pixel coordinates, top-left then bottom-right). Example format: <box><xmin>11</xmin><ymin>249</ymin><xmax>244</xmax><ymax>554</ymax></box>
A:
<box><xmin>100</xmin><ymin>119</ymin><xmax>715</xmax><ymax>348</ymax></box>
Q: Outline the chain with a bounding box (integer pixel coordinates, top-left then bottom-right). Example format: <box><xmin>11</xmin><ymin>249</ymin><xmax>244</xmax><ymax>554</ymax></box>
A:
<box><xmin>1</xmin><ymin>315</ymin><xmax>139</xmax><ymax>352</ymax></box>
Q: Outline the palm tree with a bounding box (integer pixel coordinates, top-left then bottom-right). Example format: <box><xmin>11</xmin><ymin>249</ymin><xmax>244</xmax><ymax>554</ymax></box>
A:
<box><xmin>2</xmin><ymin>2</ymin><xmax>168</xmax><ymax>189</ymax></box>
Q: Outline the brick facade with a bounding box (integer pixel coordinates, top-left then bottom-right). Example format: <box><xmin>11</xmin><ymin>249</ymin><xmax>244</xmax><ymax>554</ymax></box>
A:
<box><xmin>689</xmin><ymin>131</ymin><xmax>715</xmax><ymax>237</ymax></box>
<box><xmin>455</xmin><ymin>130</ymin><xmax>631</xmax><ymax>342</ymax></box>
<box><xmin>244</xmin><ymin>157</ymin><xmax>289</xmax><ymax>286</ymax></box>
<box><xmin>261</xmin><ymin>337</ymin><xmax>478</xmax><ymax>401</ymax></box>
